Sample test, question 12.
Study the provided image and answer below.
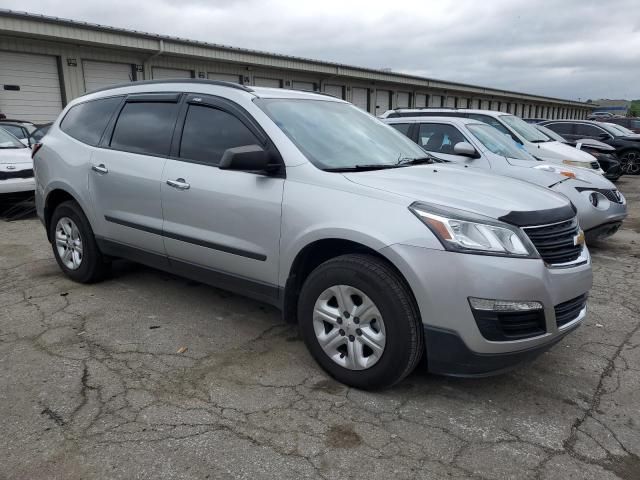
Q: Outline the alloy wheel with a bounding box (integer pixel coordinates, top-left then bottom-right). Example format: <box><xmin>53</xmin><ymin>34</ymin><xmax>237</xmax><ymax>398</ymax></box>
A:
<box><xmin>55</xmin><ymin>217</ymin><xmax>83</xmax><ymax>270</ymax></box>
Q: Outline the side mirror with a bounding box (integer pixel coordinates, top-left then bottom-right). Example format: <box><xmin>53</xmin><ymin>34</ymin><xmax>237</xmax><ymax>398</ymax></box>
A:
<box><xmin>453</xmin><ymin>141</ymin><xmax>479</xmax><ymax>158</ymax></box>
<box><xmin>598</xmin><ymin>133</ymin><xmax>611</xmax><ymax>140</ymax></box>
<box><xmin>219</xmin><ymin>145</ymin><xmax>275</xmax><ymax>172</ymax></box>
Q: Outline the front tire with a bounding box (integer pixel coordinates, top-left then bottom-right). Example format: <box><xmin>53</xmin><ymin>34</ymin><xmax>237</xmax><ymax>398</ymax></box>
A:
<box><xmin>49</xmin><ymin>200</ymin><xmax>109</xmax><ymax>283</ymax></box>
<box><xmin>298</xmin><ymin>254</ymin><xmax>423</xmax><ymax>390</ymax></box>
<box><xmin>620</xmin><ymin>149</ymin><xmax>640</xmax><ymax>175</ymax></box>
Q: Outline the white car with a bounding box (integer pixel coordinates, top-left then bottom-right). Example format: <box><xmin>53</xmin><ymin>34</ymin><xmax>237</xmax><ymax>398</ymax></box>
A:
<box><xmin>383</xmin><ymin>116</ymin><xmax>627</xmax><ymax>241</ymax></box>
<box><xmin>0</xmin><ymin>127</ymin><xmax>35</xmax><ymax>196</ymax></box>
<box><xmin>380</xmin><ymin>108</ymin><xmax>604</xmax><ymax>174</ymax></box>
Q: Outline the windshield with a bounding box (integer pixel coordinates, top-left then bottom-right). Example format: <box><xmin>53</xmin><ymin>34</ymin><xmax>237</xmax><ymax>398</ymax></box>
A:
<box><xmin>535</xmin><ymin>124</ymin><xmax>566</xmax><ymax>142</ymax></box>
<box><xmin>605</xmin><ymin>123</ymin><xmax>634</xmax><ymax>135</ymax></box>
<box><xmin>0</xmin><ymin>127</ymin><xmax>26</xmax><ymax>148</ymax></box>
<box><xmin>255</xmin><ymin>99</ymin><xmax>428</xmax><ymax>169</ymax></box>
<box><xmin>467</xmin><ymin>123</ymin><xmax>536</xmax><ymax>161</ymax></box>
<box><xmin>0</xmin><ymin>124</ymin><xmax>25</xmax><ymax>139</ymax></box>
<box><xmin>599</xmin><ymin>123</ymin><xmax>626</xmax><ymax>137</ymax></box>
<box><xmin>499</xmin><ymin>115</ymin><xmax>550</xmax><ymax>142</ymax></box>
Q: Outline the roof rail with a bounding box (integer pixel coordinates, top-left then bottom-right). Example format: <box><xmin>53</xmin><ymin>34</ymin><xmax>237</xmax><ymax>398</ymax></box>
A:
<box><xmin>85</xmin><ymin>78</ymin><xmax>254</xmax><ymax>96</ymax></box>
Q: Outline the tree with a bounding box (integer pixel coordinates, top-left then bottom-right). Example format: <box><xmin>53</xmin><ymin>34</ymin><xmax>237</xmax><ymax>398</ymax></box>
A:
<box><xmin>629</xmin><ymin>100</ymin><xmax>640</xmax><ymax>117</ymax></box>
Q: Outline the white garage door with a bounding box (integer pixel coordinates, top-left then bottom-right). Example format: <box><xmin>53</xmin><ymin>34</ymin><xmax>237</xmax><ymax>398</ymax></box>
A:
<box><xmin>397</xmin><ymin>92</ymin><xmax>411</xmax><ymax>109</ymax></box>
<box><xmin>457</xmin><ymin>97</ymin><xmax>469</xmax><ymax>109</ymax></box>
<box><xmin>292</xmin><ymin>81</ymin><xmax>315</xmax><ymax>91</ymax></box>
<box><xmin>500</xmin><ymin>102</ymin><xmax>509</xmax><ymax>113</ymax></box>
<box><xmin>324</xmin><ymin>84</ymin><xmax>343</xmax><ymax>99</ymax></box>
<box><xmin>0</xmin><ymin>51</ymin><xmax>63</xmax><ymax>123</ymax></box>
<box><xmin>445</xmin><ymin>96</ymin><xmax>456</xmax><ymax>108</ymax></box>
<box><xmin>83</xmin><ymin>60</ymin><xmax>133</xmax><ymax>93</ymax></box>
<box><xmin>207</xmin><ymin>72</ymin><xmax>241</xmax><ymax>84</ymax></box>
<box><xmin>375</xmin><ymin>90</ymin><xmax>391</xmax><ymax>116</ymax></box>
<box><xmin>351</xmin><ymin>88</ymin><xmax>368</xmax><ymax>111</ymax></box>
<box><xmin>152</xmin><ymin>67</ymin><xmax>192</xmax><ymax>80</ymax></box>
<box><xmin>481</xmin><ymin>99</ymin><xmax>490</xmax><ymax>110</ymax></box>
<box><xmin>430</xmin><ymin>95</ymin><xmax>442</xmax><ymax>107</ymax></box>
<box><xmin>471</xmin><ymin>99</ymin><xmax>481</xmax><ymax>109</ymax></box>
<box><xmin>415</xmin><ymin>93</ymin><xmax>427</xmax><ymax>108</ymax></box>
<box><xmin>254</xmin><ymin>77</ymin><xmax>281</xmax><ymax>88</ymax></box>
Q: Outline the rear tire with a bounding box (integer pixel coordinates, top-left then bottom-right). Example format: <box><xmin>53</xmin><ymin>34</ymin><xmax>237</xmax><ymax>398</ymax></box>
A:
<box><xmin>49</xmin><ymin>200</ymin><xmax>109</xmax><ymax>283</ymax></box>
<box><xmin>620</xmin><ymin>149</ymin><xmax>640</xmax><ymax>175</ymax></box>
<box><xmin>298</xmin><ymin>254</ymin><xmax>423</xmax><ymax>390</ymax></box>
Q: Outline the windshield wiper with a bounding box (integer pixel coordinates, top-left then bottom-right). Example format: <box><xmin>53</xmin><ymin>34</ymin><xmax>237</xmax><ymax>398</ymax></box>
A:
<box><xmin>396</xmin><ymin>155</ymin><xmax>434</xmax><ymax>166</ymax></box>
<box><xmin>323</xmin><ymin>164</ymin><xmax>406</xmax><ymax>172</ymax></box>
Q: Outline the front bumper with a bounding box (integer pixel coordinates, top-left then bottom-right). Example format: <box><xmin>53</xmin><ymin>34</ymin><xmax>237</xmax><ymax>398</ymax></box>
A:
<box><xmin>552</xmin><ymin>182</ymin><xmax>627</xmax><ymax>233</ymax></box>
<box><xmin>380</xmin><ymin>244</ymin><xmax>592</xmax><ymax>375</ymax></box>
<box><xmin>0</xmin><ymin>177</ymin><xmax>35</xmax><ymax>194</ymax></box>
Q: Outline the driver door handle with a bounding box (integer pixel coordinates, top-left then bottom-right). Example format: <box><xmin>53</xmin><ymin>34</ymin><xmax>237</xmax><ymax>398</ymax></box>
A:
<box><xmin>91</xmin><ymin>164</ymin><xmax>108</xmax><ymax>174</ymax></box>
<box><xmin>166</xmin><ymin>178</ymin><xmax>190</xmax><ymax>190</ymax></box>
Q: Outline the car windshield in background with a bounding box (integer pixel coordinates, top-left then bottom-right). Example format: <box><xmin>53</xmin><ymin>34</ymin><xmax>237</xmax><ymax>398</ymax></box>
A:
<box><xmin>500</xmin><ymin>115</ymin><xmax>550</xmax><ymax>143</ymax></box>
<box><xmin>467</xmin><ymin>123</ymin><xmax>536</xmax><ymax>161</ymax></box>
<box><xmin>600</xmin><ymin>123</ymin><xmax>627</xmax><ymax>137</ymax></box>
<box><xmin>0</xmin><ymin>124</ymin><xmax>25</xmax><ymax>139</ymax></box>
<box><xmin>0</xmin><ymin>127</ymin><xmax>26</xmax><ymax>148</ymax></box>
<box><xmin>256</xmin><ymin>99</ymin><xmax>428</xmax><ymax>170</ymax></box>
<box><xmin>606</xmin><ymin>123</ymin><xmax>634</xmax><ymax>136</ymax></box>
<box><xmin>535</xmin><ymin>124</ymin><xmax>566</xmax><ymax>142</ymax></box>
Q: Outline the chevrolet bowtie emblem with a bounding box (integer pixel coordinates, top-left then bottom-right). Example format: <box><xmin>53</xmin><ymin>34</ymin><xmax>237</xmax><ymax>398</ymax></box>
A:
<box><xmin>574</xmin><ymin>230</ymin><xmax>585</xmax><ymax>246</ymax></box>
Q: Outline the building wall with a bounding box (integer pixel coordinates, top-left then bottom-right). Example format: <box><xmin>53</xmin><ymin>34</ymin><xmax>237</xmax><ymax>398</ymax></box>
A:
<box><xmin>0</xmin><ymin>32</ymin><xmax>591</xmax><ymax>120</ymax></box>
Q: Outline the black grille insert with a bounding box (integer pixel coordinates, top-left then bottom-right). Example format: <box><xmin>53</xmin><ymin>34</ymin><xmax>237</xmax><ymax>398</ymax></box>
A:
<box><xmin>523</xmin><ymin>218</ymin><xmax>582</xmax><ymax>265</ymax></box>
<box><xmin>590</xmin><ymin>161</ymin><xmax>600</xmax><ymax>170</ymax></box>
<box><xmin>575</xmin><ymin>187</ymin><xmax>623</xmax><ymax>204</ymax></box>
<box><xmin>554</xmin><ymin>294</ymin><xmax>587</xmax><ymax>327</ymax></box>
<box><xmin>471</xmin><ymin>308</ymin><xmax>546</xmax><ymax>341</ymax></box>
<box><xmin>0</xmin><ymin>168</ymin><xmax>34</xmax><ymax>180</ymax></box>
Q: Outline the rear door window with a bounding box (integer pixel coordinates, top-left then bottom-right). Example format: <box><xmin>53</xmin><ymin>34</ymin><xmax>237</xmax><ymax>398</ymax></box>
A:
<box><xmin>417</xmin><ymin>123</ymin><xmax>466</xmax><ymax>154</ymax></box>
<box><xmin>574</xmin><ymin>123</ymin><xmax>606</xmax><ymax>138</ymax></box>
<box><xmin>179</xmin><ymin>104</ymin><xmax>261</xmax><ymax>166</ymax></box>
<box><xmin>544</xmin><ymin>123</ymin><xmax>574</xmax><ymax>135</ymax></box>
<box><xmin>110</xmin><ymin>101</ymin><xmax>179</xmax><ymax>156</ymax></box>
<box><xmin>60</xmin><ymin>97</ymin><xmax>122</xmax><ymax>146</ymax></box>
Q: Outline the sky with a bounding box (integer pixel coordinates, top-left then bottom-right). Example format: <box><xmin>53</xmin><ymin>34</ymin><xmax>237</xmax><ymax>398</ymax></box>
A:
<box><xmin>5</xmin><ymin>0</ymin><xmax>640</xmax><ymax>100</ymax></box>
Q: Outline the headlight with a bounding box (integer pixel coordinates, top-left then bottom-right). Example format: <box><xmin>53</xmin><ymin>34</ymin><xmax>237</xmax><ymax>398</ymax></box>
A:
<box><xmin>563</xmin><ymin>159</ymin><xmax>594</xmax><ymax>169</ymax></box>
<box><xmin>534</xmin><ymin>164</ymin><xmax>578</xmax><ymax>179</ymax></box>
<box><xmin>409</xmin><ymin>202</ymin><xmax>538</xmax><ymax>258</ymax></box>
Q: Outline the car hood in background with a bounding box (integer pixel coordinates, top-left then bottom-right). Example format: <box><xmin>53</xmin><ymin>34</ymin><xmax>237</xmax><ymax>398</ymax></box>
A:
<box><xmin>0</xmin><ymin>148</ymin><xmax>32</xmax><ymax>164</ymax></box>
<box><xmin>619</xmin><ymin>135</ymin><xmax>640</xmax><ymax>142</ymax></box>
<box><xmin>344</xmin><ymin>164</ymin><xmax>571</xmax><ymax>221</ymax></box>
<box><xmin>574</xmin><ymin>139</ymin><xmax>616</xmax><ymax>152</ymax></box>
<box><xmin>530</xmin><ymin>140</ymin><xmax>597</xmax><ymax>163</ymax></box>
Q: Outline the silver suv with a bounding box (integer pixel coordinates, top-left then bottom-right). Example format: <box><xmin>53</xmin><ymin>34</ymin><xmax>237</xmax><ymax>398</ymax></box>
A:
<box><xmin>34</xmin><ymin>80</ymin><xmax>593</xmax><ymax>389</ymax></box>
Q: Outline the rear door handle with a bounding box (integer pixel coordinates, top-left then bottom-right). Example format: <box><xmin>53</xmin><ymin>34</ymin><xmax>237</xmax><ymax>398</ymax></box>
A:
<box><xmin>166</xmin><ymin>178</ymin><xmax>190</xmax><ymax>190</ymax></box>
<box><xmin>91</xmin><ymin>164</ymin><xmax>108</xmax><ymax>174</ymax></box>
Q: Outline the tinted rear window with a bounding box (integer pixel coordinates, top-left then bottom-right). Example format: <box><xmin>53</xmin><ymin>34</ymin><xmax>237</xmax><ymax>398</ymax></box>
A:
<box><xmin>389</xmin><ymin>123</ymin><xmax>411</xmax><ymax>136</ymax></box>
<box><xmin>110</xmin><ymin>102</ymin><xmax>179</xmax><ymax>156</ymax></box>
<box><xmin>60</xmin><ymin>97</ymin><xmax>122</xmax><ymax>146</ymax></box>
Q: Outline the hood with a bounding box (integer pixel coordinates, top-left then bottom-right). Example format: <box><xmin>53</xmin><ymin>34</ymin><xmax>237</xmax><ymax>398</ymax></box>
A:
<box><xmin>528</xmin><ymin>141</ymin><xmax>597</xmax><ymax>163</ymax></box>
<box><xmin>0</xmin><ymin>147</ymin><xmax>32</xmax><ymax>164</ymax></box>
<box><xmin>619</xmin><ymin>135</ymin><xmax>640</xmax><ymax>142</ymax></box>
<box><xmin>343</xmin><ymin>164</ymin><xmax>571</xmax><ymax>221</ymax></box>
<box><xmin>574</xmin><ymin>139</ymin><xmax>616</xmax><ymax>152</ymax></box>
<box><xmin>532</xmin><ymin>164</ymin><xmax>617</xmax><ymax>188</ymax></box>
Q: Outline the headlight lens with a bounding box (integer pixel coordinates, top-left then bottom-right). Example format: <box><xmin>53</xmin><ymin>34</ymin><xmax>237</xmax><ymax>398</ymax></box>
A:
<box><xmin>534</xmin><ymin>164</ymin><xmax>577</xmax><ymax>179</ymax></box>
<box><xmin>409</xmin><ymin>202</ymin><xmax>538</xmax><ymax>257</ymax></box>
<box><xmin>563</xmin><ymin>159</ymin><xmax>594</xmax><ymax>169</ymax></box>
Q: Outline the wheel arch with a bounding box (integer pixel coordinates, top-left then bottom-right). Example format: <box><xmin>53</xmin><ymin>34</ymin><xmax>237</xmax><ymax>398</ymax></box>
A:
<box><xmin>282</xmin><ymin>237</ymin><xmax>419</xmax><ymax>326</ymax></box>
<box><xmin>43</xmin><ymin>184</ymin><xmax>91</xmax><ymax>241</ymax></box>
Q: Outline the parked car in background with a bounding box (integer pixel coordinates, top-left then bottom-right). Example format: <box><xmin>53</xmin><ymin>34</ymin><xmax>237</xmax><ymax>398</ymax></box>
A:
<box><xmin>540</xmin><ymin>120</ymin><xmax>640</xmax><ymax>174</ymax></box>
<box><xmin>34</xmin><ymin>80</ymin><xmax>592</xmax><ymax>388</ymax></box>
<box><xmin>0</xmin><ymin>120</ymin><xmax>37</xmax><ymax>147</ymax></box>
<box><xmin>603</xmin><ymin>117</ymin><xmax>640</xmax><ymax>134</ymax></box>
<box><xmin>29</xmin><ymin>123</ymin><xmax>52</xmax><ymax>144</ymax></box>
<box><xmin>0</xmin><ymin>127</ymin><xmax>35</xmax><ymax>198</ymax></box>
<box><xmin>534</xmin><ymin>124</ymin><xmax>622</xmax><ymax>182</ymax></box>
<box><xmin>381</xmin><ymin>109</ymin><xmax>604</xmax><ymax>174</ymax></box>
<box><xmin>384</xmin><ymin>116</ymin><xmax>626</xmax><ymax>242</ymax></box>
<box><xmin>523</xmin><ymin>118</ymin><xmax>548</xmax><ymax>124</ymax></box>
<box><xmin>587</xmin><ymin>112</ymin><xmax>613</xmax><ymax>120</ymax></box>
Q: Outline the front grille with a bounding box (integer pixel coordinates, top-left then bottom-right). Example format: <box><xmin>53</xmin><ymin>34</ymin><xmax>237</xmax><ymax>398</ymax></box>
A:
<box><xmin>472</xmin><ymin>309</ymin><xmax>546</xmax><ymax>341</ymax></box>
<box><xmin>554</xmin><ymin>294</ymin><xmax>587</xmax><ymax>327</ymax></box>
<box><xmin>523</xmin><ymin>217</ymin><xmax>582</xmax><ymax>265</ymax></box>
<box><xmin>590</xmin><ymin>161</ymin><xmax>600</xmax><ymax>170</ymax></box>
<box><xmin>0</xmin><ymin>168</ymin><xmax>34</xmax><ymax>180</ymax></box>
<box><xmin>575</xmin><ymin>187</ymin><xmax>623</xmax><ymax>204</ymax></box>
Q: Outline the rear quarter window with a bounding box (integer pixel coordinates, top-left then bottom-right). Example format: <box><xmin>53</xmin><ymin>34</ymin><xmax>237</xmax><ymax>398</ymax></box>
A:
<box><xmin>60</xmin><ymin>96</ymin><xmax>123</xmax><ymax>146</ymax></box>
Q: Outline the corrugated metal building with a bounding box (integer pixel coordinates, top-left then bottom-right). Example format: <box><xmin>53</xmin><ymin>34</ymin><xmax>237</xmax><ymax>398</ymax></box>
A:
<box><xmin>0</xmin><ymin>9</ymin><xmax>592</xmax><ymax>124</ymax></box>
